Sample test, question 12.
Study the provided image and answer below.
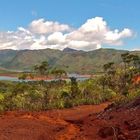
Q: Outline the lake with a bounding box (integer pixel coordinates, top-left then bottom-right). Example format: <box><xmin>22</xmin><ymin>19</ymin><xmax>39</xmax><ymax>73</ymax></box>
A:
<box><xmin>0</xmin><ymin>75</ymin><xmax>90</xmax><ymax>82</ymax></box>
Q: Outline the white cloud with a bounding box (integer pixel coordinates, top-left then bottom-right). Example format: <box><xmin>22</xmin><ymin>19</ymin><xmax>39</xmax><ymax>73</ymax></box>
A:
<box><xmin>0</xmin><ymin>28</ymin><xmax>34</xmax><ymax>50</ymax></box>
<box><xmin>29</xmin><ymin>19</ymin><xmax>72</xmax><ymax>34</ymax></box>
<box><xmin>65</xmin><ymin>17</ymin><xmax>133</xmax><ymax>50</ymax></box>
<box><xmin>105</xmin><ymin>28</ymin><xmax>132</xmax><ymax>44</ymax></box>
<box><xmin>67</xmin><ymin>41</ymin><xmax>101</xmax><ymax>51</ymax></box>
<box><xmin>132</xmin><ymin>47</ymin><xmax>140</xmax><ymax>51</ymax></box>
<box><xmin>0</xmin><ymin>17</ymin><xmax>133</xmax><ymax>51</ymax></box>
<box><xmin>80</xmin><ymin>17</ymin><xmax>107</xmax><ymax>33</ymax></box>
<box><xmin>47</xmin><ymin>32</ymin><xmax>66</xmax><ymax>45</ymax></box>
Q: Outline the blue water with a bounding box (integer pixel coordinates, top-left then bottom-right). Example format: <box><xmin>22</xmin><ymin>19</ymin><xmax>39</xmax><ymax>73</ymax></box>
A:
<box><xmin>0</xmin><ymin>76</ymin><xmax>19</xmax><ymax>81</ymax></box>
<box><xmin>0</xmin><ymin>76</ymin><xmax>89</xmax><ymax>82</ymax></box>
<box><xmin>0</xmin><ymin>76</ymin><xmax>36</xmax><ymax>82</ymax></box>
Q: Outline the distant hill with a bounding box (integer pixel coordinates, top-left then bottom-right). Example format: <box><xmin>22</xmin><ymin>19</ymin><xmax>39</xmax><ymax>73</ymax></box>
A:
<box><xmin>63</xmin><ymin>47</ymin><xmax>78</xmax><ymax>53</ymax></box>
<box><xmin>0</xmin><ymin>48</ymin><xmax>139</xmax><ymax>74</ymax></box>
<box><xmin>63</xmin><ymin>47</ymin><xmax>84</xmax><ymax>53</ymax></box>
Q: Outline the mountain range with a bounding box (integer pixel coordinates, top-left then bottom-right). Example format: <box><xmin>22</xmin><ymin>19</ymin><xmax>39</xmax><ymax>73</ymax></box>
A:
<box><xmin>0</xmin><ymin>48</ymin><xmax>139</xmax><ymax>74</ymax></box>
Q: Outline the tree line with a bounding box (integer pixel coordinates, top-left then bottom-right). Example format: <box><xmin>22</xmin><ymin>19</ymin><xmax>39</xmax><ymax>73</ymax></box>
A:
<box><xmin>99</xmin><ymin>52</ymin><xmax>140</xmax><ymax>96</ymax></box>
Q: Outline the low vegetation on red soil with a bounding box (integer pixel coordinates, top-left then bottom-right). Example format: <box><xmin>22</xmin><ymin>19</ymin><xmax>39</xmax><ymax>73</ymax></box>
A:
<box><xmin>0</xmin><ymin>98</ymin><xmax>140</xmax><ymax>140</ymax></box>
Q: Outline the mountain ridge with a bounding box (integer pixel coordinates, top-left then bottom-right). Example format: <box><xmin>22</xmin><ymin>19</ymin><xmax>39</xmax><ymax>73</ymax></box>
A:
<box><xmin>0</xmin><ymin>48</ymin><xmax>139</xmax><ymax>74</ymax></box>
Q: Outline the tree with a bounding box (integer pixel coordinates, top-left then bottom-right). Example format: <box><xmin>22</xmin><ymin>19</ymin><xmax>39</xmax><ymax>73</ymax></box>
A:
<box><xmin>100</xmin><ymin>53</ymin><xmax>140</xmax><ymax>96</ymax></box>
<box><xmin>121</xmin><ymin>52</ymin><xmax>131</xmax><ymax>68</ymax></box>
<box><xmin>70</xmin><ymin>77</ymin><xmax>79</xmax><ymax>98</ymax></box>
<box><xmin>34</xmin><ymin>61</ymin><xmax>49</xmax><ymax>76</ymax></box>
<box><xmin>18</xmin><ymin>73</ymin><xmax>28</xmax><ymax>81</ymax></box>
<box><xmin>121</xmin><ymin>53</ymin><xmax>140</xmax><ymax>73</ymax></box>
<box><xmin>98</xmin><ymin>76</ymin><xmax>108</xmax><ymax>94</ymax></box>
<box><xmin>131</xmin><ymin>54</ymin><xmax>140</xmax><ymax>72</ymax></box>
<box><xmin>121</xmin><ymin>53</ymin><xmax>140</xmax><ymax>83</ymax></box>
<box><xmin>103</xmin><ymin>62</ymin><xmax>116</xmax><ymax>89</ymax></box>
<box><xmin>28</xmin><ymin>73</ymin><xmax>34</xmax><ymax>79</ymax></box>
<box><xmin>103</xmin><ymin>62</ymin><xmax>115</xmax><ymax>75</ymax></box>
<box><xmin>51</xmin><ymin>68</ymin><xmax>67</xmax><ymax>79</ymax></box>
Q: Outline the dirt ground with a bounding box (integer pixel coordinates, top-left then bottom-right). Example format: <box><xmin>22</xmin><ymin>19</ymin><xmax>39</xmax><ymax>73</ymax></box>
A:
<box><xmin>0</xmin><ymin>100</ymin><xmax>139</xmax><ymax>140</ymax></box>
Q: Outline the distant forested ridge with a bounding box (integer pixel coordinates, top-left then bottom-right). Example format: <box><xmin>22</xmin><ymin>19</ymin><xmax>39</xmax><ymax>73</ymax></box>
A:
<box><xmin>0</xmin><ymin>48</ymin><xmax>139</xmax><ymax>74</ymax></box>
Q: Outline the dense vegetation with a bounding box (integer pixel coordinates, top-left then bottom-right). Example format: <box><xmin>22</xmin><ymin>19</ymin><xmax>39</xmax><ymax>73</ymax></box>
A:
<box><xmin>0</xmin><ymin>78</ymin><xmax>115</xmax><ymax>111</ymax></box>
<box><xmin>0</xmin><ymin>52</ymin><xmax>139</xmax><ymax>112</ymax></box>
<box><xmin>100</xmin><ymin>52</ymin><xmax>140</xmax><ymax>105</ymax></box>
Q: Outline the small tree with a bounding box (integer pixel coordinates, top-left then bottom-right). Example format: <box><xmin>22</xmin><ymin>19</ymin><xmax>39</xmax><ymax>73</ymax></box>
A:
<box><xmin>103</xmin><ymin>62</ymin><xmax>116</xmax><ymax>89</ymax></box>
<box><xmin>33</xmin><ymin>61</ymin><xmax>49</xmax><ymax>78</ymax></box>
<box><xmin>18</xmin><ymin>73</ymin><xmax>28</xmax><ymax>81</ymax></box>
<box><xmin>100</xmin><ymin>53</ymin><xmax>140</xmax><ymax>96</ymax></box>
<box><xmin>98</xmin><ymin>76</ymin><xmax>108</xmax><ymax>94</ymax></box>
<box><xmin>70</xmin><ymin>77</ymin><xmax>79</xmax><ymax>98</ymax></box>
<box><xmin>51</xmin><ymin>68</ymin><xmax>67</xmax><ymax>79</ymax></box>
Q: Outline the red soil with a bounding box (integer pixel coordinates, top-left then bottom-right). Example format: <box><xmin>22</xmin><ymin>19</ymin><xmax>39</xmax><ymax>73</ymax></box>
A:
<box><xmin>0</xmin><ymin>103</ymin><xmax>108</xmax><ymax>140</ymax></box>
<box><xmin>0</xmin><ymin>100</ymin><xmax>140</xmax><ymax>140</ymax></box>
<box><xmin>133</xmin><ymin>75</ymin><xmax>140</xmax><ymax>84</ymax></box>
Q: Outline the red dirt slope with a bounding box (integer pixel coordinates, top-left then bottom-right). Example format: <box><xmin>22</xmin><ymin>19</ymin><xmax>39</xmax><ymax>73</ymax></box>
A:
<box><xmin>0</xmin><ymin>103</ymin><xmax>109</xmax><ymax>140</ymax></box>
<box><xmin>77</xmin><ymin>97</ymin><xmax>140</xmax><ymax>140</ymax></box>
<box><xmin>0</xmin><ymin>99</ymin><xmax>140</xmax><ymax>140</ymax></box>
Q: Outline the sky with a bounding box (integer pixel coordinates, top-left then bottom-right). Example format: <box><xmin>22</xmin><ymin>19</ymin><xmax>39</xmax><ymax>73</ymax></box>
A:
<box><xmin>0</xmin><ymin>0</ymin><xmax>140</xmax><ymax>51</ymax></box>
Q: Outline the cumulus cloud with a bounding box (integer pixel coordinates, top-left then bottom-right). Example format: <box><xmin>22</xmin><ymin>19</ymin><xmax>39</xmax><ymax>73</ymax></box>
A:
<box><xmin>29</xmin><ymin>19</ymin><xmax>72</xmax><ymax>34</ymax></box>
<box><xmin>47</xmin><ymin>32</ymin><xmax>66</xmax><ymax>45</ymax></box>
<box><xmin>65</xmin><ymin>17</ymin><xmax>133</xmax><ymax>50</ymax></box>
<box><xmin>132</xmin><ymin>47</ymin><xmax>140</xmax><ymax>51</ymax></box>
<box><xmin>0</xmin><ymin>17</ymin><xmax>133</xmax><ymax>51</ymax></box>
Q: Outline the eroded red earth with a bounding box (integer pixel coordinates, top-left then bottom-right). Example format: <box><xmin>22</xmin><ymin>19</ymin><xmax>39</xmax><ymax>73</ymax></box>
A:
<box><xmin>0</xmin><ymin>99</ymin><xmax>140</xmax><ymax>140</ymax></box>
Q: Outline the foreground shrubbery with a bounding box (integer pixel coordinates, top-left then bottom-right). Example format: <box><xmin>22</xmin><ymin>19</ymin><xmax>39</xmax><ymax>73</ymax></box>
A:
<box><xmin>0</xmin><ymin>78</ymin><xmax>117</xmax><ymax>112</ymax></box>
<box><xmin>99</xmin><ymin>52</ymin><xmax>140</xmax><ymax>105</ymax></box>
<box><xmin>0</xmin><ymin>77</ymin><xmax>139</xmax><ymax>112</ymax></box>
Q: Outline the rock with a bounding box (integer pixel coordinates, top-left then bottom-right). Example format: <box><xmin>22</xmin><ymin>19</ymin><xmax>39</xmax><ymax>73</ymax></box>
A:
<box><xmin>98</xmin><ymin>127</ymin><xmax>114</xmax><ymax>138</ymax></box>
<box><xmin>98</xmin><ymin>126</ymin><xmax>121</xmax><ymax>138</ymax></box>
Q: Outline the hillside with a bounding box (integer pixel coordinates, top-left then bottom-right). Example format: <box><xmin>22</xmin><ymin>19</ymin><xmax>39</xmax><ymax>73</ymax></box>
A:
<box><xmin>0</xmin><ymin>48</ymin><xmax>139</xmax><ymax>74</ymax></box>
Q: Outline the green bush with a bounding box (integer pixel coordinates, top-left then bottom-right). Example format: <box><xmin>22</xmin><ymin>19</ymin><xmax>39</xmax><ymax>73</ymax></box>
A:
<box><xmin>0</xmin><ymin>76</ymin><xmax>138</xmax><ymax>112</ymax></box>
<box><xmin>127</xmin><ymin>89</ymin><xmax>140</xmax><ymax>102</ymax></box>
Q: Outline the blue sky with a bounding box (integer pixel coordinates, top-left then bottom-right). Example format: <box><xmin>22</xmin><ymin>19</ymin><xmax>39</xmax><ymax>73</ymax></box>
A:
<box><xmin>0</xmin><ymin>0</ymin><xmax>139</xmax><ymax>51</ymax></box>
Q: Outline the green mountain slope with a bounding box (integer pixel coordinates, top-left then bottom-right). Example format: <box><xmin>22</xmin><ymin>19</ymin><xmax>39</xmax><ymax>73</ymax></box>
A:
<box><xmin>0</xmin><ymin>49</ymin><xmax>18</xmax><ymax>65</ymax></box>
<box><xmin>0</xmin><ymin>48</ymin><xmax>139</xmax><ymax>74</ymax></box>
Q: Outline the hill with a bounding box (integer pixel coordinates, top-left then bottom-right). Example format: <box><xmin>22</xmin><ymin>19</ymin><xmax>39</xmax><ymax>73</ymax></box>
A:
<box><xmin>0</xmin><ymin>48</ymin><xmax>139</xmax><ymax>74</ymax></box>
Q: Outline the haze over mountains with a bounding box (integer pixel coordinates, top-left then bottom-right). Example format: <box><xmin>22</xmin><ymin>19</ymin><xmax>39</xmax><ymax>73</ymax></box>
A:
<box><xmin>0</xmin><ymin>48</ymin><xmax>139</xmax><ymax>74</ymax></box>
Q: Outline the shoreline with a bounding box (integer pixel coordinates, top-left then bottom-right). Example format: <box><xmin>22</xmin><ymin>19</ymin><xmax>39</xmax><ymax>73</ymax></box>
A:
<box><xmin>0</xmin><ymin>73</ymin><xmax>92</xmax><ymax>81</ymax></box>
